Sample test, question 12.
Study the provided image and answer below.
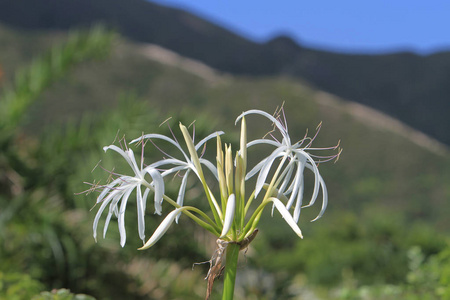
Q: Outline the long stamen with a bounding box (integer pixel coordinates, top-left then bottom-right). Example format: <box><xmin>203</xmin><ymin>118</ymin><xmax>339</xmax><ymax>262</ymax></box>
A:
<box><xmin>167</xmin><ymin>122</ymin><xmax>179</xmax><ymax>145</ymax></box>
<box><xmin>307</xmin><ymin>140</ymin><xmax>341</xmax><ymax>151</ymax></box>
<box><xmin>200</xmin><ymin>142</ymin><xmax>207</xmax><ymax>159</ymax></box>
<box><xmin>159</xmin><ymin>116</ymin><xmax>172</xmax><ymax>127</ymax></box>
<box><xmin>269</xmin><ymin>133</ymin><xmax>281</xmax><ymax>144</ymax></box>
<box><xmin>304</xmin><ymin>123</ymin><xmax>322</xmax><ymax>148</ymax></box>
<box><xmin>281</xmin><ymin>104</ymin><xmax>288</xmax><ymax>131</ymax></box>
<box><xmin>148</xmin><ymin>138</ymin><xmax>176</xmax><ymax>160</ymax></box>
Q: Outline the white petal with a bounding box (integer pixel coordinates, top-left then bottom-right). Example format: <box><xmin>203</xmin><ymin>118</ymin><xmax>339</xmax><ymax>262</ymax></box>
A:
<box><xmin>136</xmin><ymin>185</ymin><xmax>146</xmax><ymax>241</ymax></box>
<box><xmin>96</xmin><ymin>176</ymin><xmax>130</xmax><ymax>203</ymax></box>
<box><xmin>132</xmin><ymin>133</ymin><xmax>190</xmax><ymax>161</ymax></box>
<box><xmin>142</xmin><ymin>187</ymin><xmax>150</xmax><ymax>212</ymax></box>
<box><xmin>93</xmin><ymin>190</ymin><xmax>117</xmax><ymax>241</ymax></box>
<box><xmin>149</xmin><ymin>158</ymin><xmax>186</xmax><ymax>169</ymax></box>
<box><xmin>159</xmin><ymin>165</ymin><xmax>188</xmax><ymax>177</ymax></box>
<box><xmin>103</xmin><ymin>212</ymin><xmax>113</xmax><ymax>239</ymax></box>
<box><xmin>175</xmin><ymin>169</ymin><xmax>190</xmax><ymax>223</ymax></box>
<box><xmin>103</xmin><ymin>189</ymin><xmax>126</xmax><ymax>238</ymax></box>
<box><xmin>176</xmin><ymin>172</ymin><xmax>192</xmax><ymax>201</ymax></box>
<box><xmin>195</xmin><ymin>131</ymin><xmax>224</xmax><ymax>151</ymax></box>
<box><xmin>304</xmin><ymin>164</ymin><xmax>328</xmax><ymax>222</ymax></box>
<box><xmin>235</xmin><ymin>110</ymin><xmax>289</xmax><ymax>140</ymax></box>
<box><xmin>126</xmin><ymin>149</ymin><xmax>141</xmax><ymax>177</ymax></box>
<box><xmin>285</xmin><ymin>164</ymin><xmax>302</xmax><ymax>211</ymax></box>
<box><xmin>295</xmin><ymin>150</ymin><xmax>320</xmax><ymax>206</ymax></box>
<box><xmin>107</xmin><ymin>186</ymin><xmax>128</xmax><ymax>215</ymax></box>
<box><xmin>247</xmin><ymin>139</ymin><xmax>281</xmax><ymax>148</ymax></box>
<box><xmin>293</xmin><ymin>177</ymin><xmax>304</xmax><ymax>223</ymax></box>
<box><xmin>145</xmin><ymin>168</ymin><xmax>164</xmax><ymax>215</ymax></box>
<box><xmin>139</xmin><ymin>208</ymin><xmax>184</xmax><ymax>250</ymax></box>
<box><xmin>199</xmin><ymin>158</ymin><xmax>219</xmax><ymax>180</ymax></box>
<box><xmin>269</xmin><ymin>197</ymin><xmax>303</xmax><ymax>238</ymax></box>
<box><xmin>118</xmin><ymin>187</ymin><xmax>134</xmax><ymax>247</ymax></box>
<box><xmin>246</xmin><ymin>156</ymin><xmax>268</xmax><ymax>180</ymax></box>
<box><xmin>220</xmin><ymin>194</ymin><xmax>235</xmax><ymax>238</ymax></box>
<box><xmin>277</xmin><ymin>160</ymin><xmax>295</xmax><ymax>197</ymax></box>
<box><xmin>104</xmin><ymin>145</ymin><xmax>140</xmax><ymax>176</ymax></box>
<box><xmin>255</xmin><ymin>147</ymin><xmax>286</xmax><ymax>197</ymax></box>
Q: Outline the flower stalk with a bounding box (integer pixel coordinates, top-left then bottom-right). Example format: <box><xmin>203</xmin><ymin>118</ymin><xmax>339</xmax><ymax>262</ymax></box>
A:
<box><xmin>222</xmin><ymin>242</ymin><xmax>240</xmax><ymax>300</ymax></box>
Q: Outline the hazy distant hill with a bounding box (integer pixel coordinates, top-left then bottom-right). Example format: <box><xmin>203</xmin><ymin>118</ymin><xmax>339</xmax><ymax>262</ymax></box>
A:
<box><xmin>0</xmin><ymin>0</ymin><xmax>449</xmax><ymax>145</ymax></box>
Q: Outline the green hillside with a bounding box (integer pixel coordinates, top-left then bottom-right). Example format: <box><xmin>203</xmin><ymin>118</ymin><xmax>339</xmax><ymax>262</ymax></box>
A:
<box><xmin>1</xmin><ymin>24</ymin><xmax>450</xmax><ymax>299</ymax></box>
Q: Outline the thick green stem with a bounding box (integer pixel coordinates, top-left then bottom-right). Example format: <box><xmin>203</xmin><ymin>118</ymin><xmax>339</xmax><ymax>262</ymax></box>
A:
<box><xmin>222</xmin><ymin>243</ymin><xmax>240</xmax><ymax>300</ymax></box>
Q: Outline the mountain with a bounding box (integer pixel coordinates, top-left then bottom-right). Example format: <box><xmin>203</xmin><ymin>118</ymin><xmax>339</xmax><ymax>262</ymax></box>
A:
<box><xmin>0</xmin><ymin>0</ymin><xmax>449</xmax><ymax>147</ymax></box>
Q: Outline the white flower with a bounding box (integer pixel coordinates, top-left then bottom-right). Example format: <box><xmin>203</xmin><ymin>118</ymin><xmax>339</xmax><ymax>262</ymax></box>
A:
<box><xmin>92</xmin><ymin>145</ymin><xmax>164</xmax><ymax>247</ymax></box>
<box><xmin>88</xmin><ymin>108</ymin><xmax>339</xmax><ymax>250</ymax></box>
<box><xmin>236</xmin><ymin>109</ymin><xmax>338</xmax><ymax>223</ymax></box>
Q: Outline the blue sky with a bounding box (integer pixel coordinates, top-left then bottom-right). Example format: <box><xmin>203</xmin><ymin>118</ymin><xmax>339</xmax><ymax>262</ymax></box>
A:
<box><xmin>150</xmin><ymin>0</ymin><xmax>450</xmax><ymax>54</ymax></box>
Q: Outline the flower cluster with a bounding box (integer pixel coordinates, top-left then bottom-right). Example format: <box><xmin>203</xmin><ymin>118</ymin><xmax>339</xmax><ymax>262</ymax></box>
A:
<box><xmin>87</xmin><ymin>108</ymin><xmax>340</xmax><ymax>249</ymax></box>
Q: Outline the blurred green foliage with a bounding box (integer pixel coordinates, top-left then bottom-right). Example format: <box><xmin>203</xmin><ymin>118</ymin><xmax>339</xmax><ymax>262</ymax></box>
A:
<box><xmin>334</xmin><ymin>245</ymin><xmax>450</xmax><ymax>300</ymax></box>
<box><xmin>32</xmin><ymin>289</ymin><xmax>95</xmax><ymax>300</ymax></box>
<box><xmin>0</xmin><ymin>24</ymin><xmax>114</xmax><ymax>138</ymax></box>
<box><xmin>250</xmin><ymin>209</ymin><xmax>450</xmax><ymax>299</ymax></box>
<box><xmin>0</xmin><ymin>272</ymin><xmax>43</xmax><ymax>300</ymax></box>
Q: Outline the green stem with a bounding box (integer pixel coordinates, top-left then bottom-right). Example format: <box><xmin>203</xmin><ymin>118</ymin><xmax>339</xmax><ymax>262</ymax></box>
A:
<box><xmin>222</xmin><ymin>243</ymin><xmax>240</xmax><ymax>300</ymax></box>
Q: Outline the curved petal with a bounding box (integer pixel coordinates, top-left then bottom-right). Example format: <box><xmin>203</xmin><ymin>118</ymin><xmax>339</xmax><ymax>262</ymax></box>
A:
<box><xmin>285</xmin><ymin>162</ymin><xmax>303</xmax><ymax>211</ymax></box>
<box><xmin>246</xmin><ymin>139</ymin><xmax>281</xmax><ymax>149</ymax></box>
<box><xmin>149</xmin><ymin>158</ymin><xmax>187</xmax><ymax>169</ymax></box>
<box><xmin>139</xmin><ymin>207</ymin><xmax>186</xmax><ymax>250</ymax></box>
<box><xmin>158</xmin><ymin>166</ymin><xmax>188</xmax><ymax>179</ymax></box>
<box><xmin>126</xmin><ymin>149</ymin><xmax>141</xmax><ymax>178</ymax></box>
<box><xmin>136</xmin><ymin>185</ymin><xmax>146</xmax><ymax>241</ymax></box>
<box><xmin>195</xmin><ymin>131</ymin><xmax>224</xmax><ymax>151</ymax></box>
<box><xmin>103</xmin><ymin>189</ymin><xmax>127</xmax><ymax>238</ymax></box>
<box><xmin>142</xmin><ymin>187</ymin><xmax>150</xmax><ymax>212</ymax></box>
<box><xmin>277</xmin><ymin>159</ymin><xmax>295</xmax><ymax>197</ymax></box>
<box><xmin>175</xmin><ymin>169</ymin><xmax>190</xmax><ymax>223</ymax></box>
<box><xmin>220</xmin><ymin>194</ymin><xmax>235</xmax><ymax>238</ymax></box>
<box><xmin>103</xmin><ymin>210</ymin><xmax>114</xmax><ymax>239</ymax></box>
<box><xmin>293</xmin><ymin>175</ymin><xmax>305</xmax><ymax>224</ymax></box>
<box><xmin>235</xmin><ymin>109</ymin><xmax>289</xmax><ymax>139</ymax></box>
<box><xmin>103</xmin><ymin>145</ymin><xmax>140</xmax><ymax>176</ymax></box>
<box><xmin>131</xmin><ymin>134</ymin><xmax>190</xmax><ymax>162</ymax></box>
<box><xmin>93</xmin><ymin>188</ymin><xmax>121</xmax><ymax>241</ymax></box>
<box><xmin>255</xmin><ymin>147</ymin><xmax>286</xmax><ymax>197</ymax></box>
<box><xmin>269</xmin><ymin>197</ymin><xmax>303</xmax><ymax>238</ymax></box>
<box><xmin>246</xmin><ymin>156</ymin><xmax>269</xmax><ymax>180</ymax></box>
<box><xmin>304</xmin><ymin>164</ymin><xmax>328</xmax><ymax>222</ymax></box>
<box><xmin>96</xmin><ymin>176</ymin><xmax>130</xmax><ymax>203</ymax></box>
<box><xmin>146</xmin><ymin>168</ymin><xmax>165</xmax><ymax>215</ymax></box>
<box><xmin>118</xmin><ymin>187</ymin><xmax>134</xmax><ymax>247</ymax></box>
<box><xmin>295</xmin><ymin>150</ymin><xmax>320</xmax><ymax>206</ymax></box>
<box><xmin>199</xmin><ymin>158</ymin><xmax>219</xmax><ymax>180</ymax></box>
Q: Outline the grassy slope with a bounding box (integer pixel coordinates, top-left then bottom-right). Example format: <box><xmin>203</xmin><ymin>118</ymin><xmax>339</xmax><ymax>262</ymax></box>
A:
<box><xmin>1</xmin><ymin>24</ymin><xmax>449</xmax><ymax>231</ymax></box>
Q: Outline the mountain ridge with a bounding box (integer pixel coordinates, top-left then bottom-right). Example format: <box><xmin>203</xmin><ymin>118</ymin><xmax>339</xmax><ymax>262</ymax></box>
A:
<box><xmin>135</xmin><ymin>41</ymin><xmax>448</xmax><ymax>155</ymax></box>
<box><xmin>0</xmin><ymin>0</ymin><xmax>449</xmax><ymax>145</ymax></box>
